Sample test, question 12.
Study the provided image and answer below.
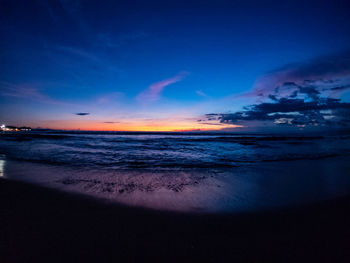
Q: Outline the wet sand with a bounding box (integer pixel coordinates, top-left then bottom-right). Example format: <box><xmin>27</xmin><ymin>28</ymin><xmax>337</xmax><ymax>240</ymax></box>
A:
<box><xmin>1</xmin><ymin>178</ymin><xmax>350</xmax><ymax>262</ymax></box>
<box><xmin>4</xmin><ymin>156</ymin><xmax>350</xmax><ymax>213</ymax></box>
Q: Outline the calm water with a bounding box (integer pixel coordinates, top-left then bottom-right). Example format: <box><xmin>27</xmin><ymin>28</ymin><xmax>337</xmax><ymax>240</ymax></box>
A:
<box><xmin>1</xmin><ymin>131</ymin><xmax>350</xmax><ymax>213</ymax></box>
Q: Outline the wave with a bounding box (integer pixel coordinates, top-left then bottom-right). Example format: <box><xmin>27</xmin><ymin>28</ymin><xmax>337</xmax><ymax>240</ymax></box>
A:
<box><xmin>1</xmin><ymin>131</ymin><xmax>349</xmax><ymax>171</ymax></box>
<box><xmin>2</xmin><ymin>150</ymin><xmax>348</xmax><ymax>170</ymax></box>
<box><xmin>0</xmin><ymin>133</ymin><xmax>73</xmax><ymax>141</ymax></box>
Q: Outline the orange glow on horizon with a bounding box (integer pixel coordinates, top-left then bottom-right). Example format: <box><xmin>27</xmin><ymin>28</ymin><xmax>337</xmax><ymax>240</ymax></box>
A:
<box><xmin>29</xmin><ymin>118</ymin><xmax>242</xmax><ymax>132</ymax></box>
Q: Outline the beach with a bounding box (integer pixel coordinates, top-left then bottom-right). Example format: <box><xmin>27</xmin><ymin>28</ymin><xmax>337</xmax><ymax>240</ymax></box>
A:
<box><xmin>1</xmin><ymin>132</ymin><xmax>350</xmax><ymax>262</ymax></box>
<box><xmin>1</xmin><ymin>178</ymin><xmax>350</xmax><ymax>262</ymax></box>
<box><xmin>1</xmin><ymin>132</ymin><xmax>350</xmax><ymax>213</ymax></box>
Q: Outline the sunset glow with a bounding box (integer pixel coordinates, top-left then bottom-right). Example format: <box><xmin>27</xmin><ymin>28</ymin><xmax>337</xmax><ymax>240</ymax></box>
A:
<box><xmin>35</xmin><ymin>118</ymin><xmax>241</xmax><ymax>132</ymax></box>
<box><xmin>0</xmin><ymin>1</ymin><xmax>349</xmax><ymax>132</ymax></box>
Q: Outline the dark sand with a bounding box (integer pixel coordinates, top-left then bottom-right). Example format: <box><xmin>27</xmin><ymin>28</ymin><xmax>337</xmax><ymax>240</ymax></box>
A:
<box><xmin>1</xmin><ymin>178</ymin><xmax>350</xmax><ymax>263</ymax></box>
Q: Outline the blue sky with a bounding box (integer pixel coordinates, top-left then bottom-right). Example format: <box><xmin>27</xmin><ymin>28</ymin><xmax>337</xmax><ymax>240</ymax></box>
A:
<box><xmin>1</xmin><ymin>0</ymin><xmax>350</xmax><ymax>131</ymax></box>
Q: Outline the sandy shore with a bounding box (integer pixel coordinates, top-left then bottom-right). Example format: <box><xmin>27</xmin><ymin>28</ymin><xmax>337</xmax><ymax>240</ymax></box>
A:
<box><xmin>1</xmin><ymin>178</ymin><xmax>350</xmax><ymax>262</ymax></box>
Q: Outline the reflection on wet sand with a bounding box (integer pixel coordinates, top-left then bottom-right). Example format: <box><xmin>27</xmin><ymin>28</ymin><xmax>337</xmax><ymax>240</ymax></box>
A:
<box><xmin>3</xmin><ymin>156</ymin><xmax>350</xmax><ymax>213</ymax></box>
<box><xmin>0</xmin><ymin>159</ymin><xmax>5</xmax><ymax>177</ymax></box>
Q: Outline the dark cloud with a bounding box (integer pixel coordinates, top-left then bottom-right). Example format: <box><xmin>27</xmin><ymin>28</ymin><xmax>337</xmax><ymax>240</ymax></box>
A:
<box><xmin>205</xmin><ymin>50</ymin><xmax>350</xmax><ymax>130</ymax></box>
<box><xmin>206</xmin><ymin>76</ymin><xmax>350</xmax><ymax>129</ymax></box>
<box><xmin>329</xmin><ymin>85</ymin><xmax>350</xmax><ymax>91</ymax></box>
<box><xmin>254</xmin><ymin>50</ymin><xmax>350</xmax><ymax>98</ymax></box>
<box><xmin>282</xmin><ymin>82</ymin><xmax>298</xmax><ymax>87</ymax></box>
<box><xmin>268</xmin><ymin>94</ymin><xmax>278</xmax><ymax>101</ymax></box>
<box><xmin>102</xmin><ymin>121</ymin><xmax>119</xmax><ymax>124</ymax></box>
<box><xmin>298</xmin><ymin>86</ymin><xmax>320</xmax><ymax>100</ymax></box>
<box><xmin>269</xmin><ymin>50</ymin><xmax>350</xmax><ymax>80</ymax></box>
<box><xmin>205</xmin><ymin>114</ymin><xmax>219</xmax><ymax>121</ymax></box>
<box><xmin>75</xmin><ymin>113</ymin><xmax>90</xmax><ymax>116</ymax></box>
<box><xmin>198</xmin><ymin>122</ymin><xmax>225</xmax><ymax>126</ymax></box>
<box><xmin>289</xmin><ymin>90</ymin><xmax>298</xmax><ymax>98</ymax></box>
<box><xmin>210</xmin><ymin>97</ymin><xmax>350</xmax><ymax>128</ymax></box>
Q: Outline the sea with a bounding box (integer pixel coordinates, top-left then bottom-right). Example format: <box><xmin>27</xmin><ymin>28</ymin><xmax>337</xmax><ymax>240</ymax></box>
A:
<box><xmin>1</xmin><ymin>131</ymin><xmax>350</xmax><ymax>213</ymax></box>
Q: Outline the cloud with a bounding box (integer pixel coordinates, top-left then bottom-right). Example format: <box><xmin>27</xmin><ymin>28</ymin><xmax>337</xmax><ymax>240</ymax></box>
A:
<box><xmin>196</xmin><ymin>90</ymin><xmax>208</xmax><ymax>97</ymax></box>
<box><xmin>206</xmin><ymin>87</ymin><xmax>350</xmax><ymax>129</ymax></box>
<box><xmin>253</xmin><ymin>49</ymin><xmax>350</xmax><ymax>99</ymax></box>
<box><xmin>57</xmin><ymin>46</ymin><xmax>101</xmax><ymax>63</ymax></box>
<box><xmin>75</xmin><ymin>112</ymin><xmax>90</xmax><ymax>116</ymax></box>
<box><xmin>207</xmin><ymin>97</ymin><xmax>350</xmax><ymax>129</ymax></box>
<box><xmin>136</xmin><ymin>71</ymin><xmax>188</xmax><ymax>103</ymax></box>
<box><xmin>97</xmin><ymin>32</ymin><xmax>148</xmax><ymax>49</ymax></box>
<box><xmin>96</xmin><ymin>92</ymin><xmax>124</xmax><ymax>104</ymax></box>
<box><xmin>196</xmin><ymin>122</ymin><xmax>225</xmax><ymax>126</ymax></box>
<box><xmin>1</xmin><ymin>82</ymin><xmax>45</xmax><ymax>99</ymax></box>
<box><xmin>56</xmin><ymin>46</ymin><xmax>121</xmax><ymax>74</ymax></box>
<box><xmin>58</xmin><ymin>0</ymin><xmax>88</xmax><ymax>32</ymax></box>
<box><xmin>204</xmin><ymin>51</ymin><xmax>350</xmax><ymax>130</ymax></box>
<box><xmin>102</xmin><ymin>121</ymin><xmax>119</xmax><ymax>123</ymax></box>
<box><xmin>0</xmin><ymin>81</ymin><xmax>73</xmax><ymax>106</ymax></box>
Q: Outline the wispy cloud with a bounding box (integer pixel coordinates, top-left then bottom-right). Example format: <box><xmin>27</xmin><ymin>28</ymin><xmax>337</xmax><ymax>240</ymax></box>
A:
<box><xmin>196</xmin><ymin>90</ymin><xmax>208</xmax><ymax>97</ymax></box>
<box><xmin>96</xmin><ymin>32</ymin><xmax>148</xmax><ymax>49</ymax></box>
<box><xmin>136</xmin><ymin>71</ymin><xmax>188</xmax><ymax>103</ymax></box>
<box><xmin>56</xmin><ymin>46</ymin><xmax>121</xmax><ymax>74</ymax></box>
<box><xmin>58</xmin><ymin>0</ymin><xmax>88</xmax><ymax>32</ymax></box>
<box><xmin>0</xmin><ymin>82</ymin><xmax>73</xmax><ymax>106</ymax></box>
<box><xmin>57</xmin><ymin>46</ymin><xmax>102</xmax><ymax>63</ymax></box>
<box><xmin>96</xmin><ymin>92</ymin><xmax>124</xmax><ymax>104</ymax></box>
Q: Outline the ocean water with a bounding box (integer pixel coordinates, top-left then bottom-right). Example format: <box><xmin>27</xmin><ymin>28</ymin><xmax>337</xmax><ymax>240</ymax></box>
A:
<box><xmin>1</xmin><ymin>131</ymin><xmax>350</xmax><ymax>213</ymax></box>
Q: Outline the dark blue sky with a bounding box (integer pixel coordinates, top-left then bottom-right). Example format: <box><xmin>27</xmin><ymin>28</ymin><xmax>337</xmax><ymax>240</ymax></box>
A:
<box><xmin>1</xmin><ymin>0</ymin><xmax>350</xmax><ymax>131</ymax></box>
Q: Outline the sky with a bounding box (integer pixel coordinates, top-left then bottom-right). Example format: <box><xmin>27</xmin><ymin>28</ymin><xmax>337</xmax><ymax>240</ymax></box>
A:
<box><xmin>1</xmin><ymin>0</ymin><xmax>350</xmax><ymax>132</ymax></box>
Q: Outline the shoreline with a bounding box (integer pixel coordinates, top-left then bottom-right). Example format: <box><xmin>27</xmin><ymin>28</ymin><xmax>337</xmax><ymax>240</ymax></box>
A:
<box><xmin>1</xmin><ymin>178</ymin><xmax>350</xmax><ymax>262</ymax></box>
<box><xmin>3</xmin><ymin>155</ymin><xmax>350</xmax><ymax>214</ymax></box>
